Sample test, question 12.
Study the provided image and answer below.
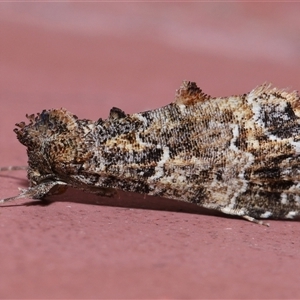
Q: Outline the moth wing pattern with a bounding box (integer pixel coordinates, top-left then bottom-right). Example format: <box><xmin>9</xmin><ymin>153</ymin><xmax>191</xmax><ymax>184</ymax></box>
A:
<box><xmin>1</xmin><ymin>81</ymin><xmax>300</xmax><ymax>226</ymax></box>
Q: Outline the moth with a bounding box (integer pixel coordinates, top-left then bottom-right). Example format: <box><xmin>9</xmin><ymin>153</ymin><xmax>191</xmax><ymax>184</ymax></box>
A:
<box><xmin>1</xmin><ymin>81</ymin><xmax>300</xmax><ymax>226</ymax></box>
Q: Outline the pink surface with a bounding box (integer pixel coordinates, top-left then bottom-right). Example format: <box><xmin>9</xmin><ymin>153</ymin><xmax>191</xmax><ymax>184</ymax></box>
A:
<box><xmin>1</xmin><ymin>3</ymin><xmax>300</xmax><ymax>298</ymax></box>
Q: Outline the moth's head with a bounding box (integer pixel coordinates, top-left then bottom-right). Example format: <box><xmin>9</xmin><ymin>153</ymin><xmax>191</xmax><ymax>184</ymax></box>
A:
<box><xmin>14</xmin><ymin>109</ymin><xmax>91</xmax><ymax>186</ymax></box>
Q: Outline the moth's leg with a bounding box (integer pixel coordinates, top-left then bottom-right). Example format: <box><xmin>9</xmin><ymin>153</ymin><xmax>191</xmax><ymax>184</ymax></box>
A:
<box><xmin>0</xmin><ymin>180</ymin><xmax>67</xmax><ymax>204</ymax></box>
<box><xmin>79</xmin><ymin>186</ymin><xmax>117</xmax><ymax>198</ymax></box>
<box><xmin>94</xmin><ymin>187</ymin><xmax>116</xmax><ymax>198</ymax></box>
<box><xmin>242</xmin><ymin>215</ymin><xmax>270</xmax><ymax>227</ymax></box>
<box><xmin>220</xmin><ymin>207</ymin><xmax>270</xmax><ymax>227</ymax></box>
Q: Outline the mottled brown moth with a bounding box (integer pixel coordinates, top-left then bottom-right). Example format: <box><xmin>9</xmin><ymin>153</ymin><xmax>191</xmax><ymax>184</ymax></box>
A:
<box><xmin>1</xmin><ymin>81</ymin><xmax>300</xmax><ymax>226</ymax></box>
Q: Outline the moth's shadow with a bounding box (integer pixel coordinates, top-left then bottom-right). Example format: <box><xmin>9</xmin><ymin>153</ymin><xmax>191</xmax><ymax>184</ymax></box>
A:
<box><xmin>21</xmin><ymin>187</ymin><xmax>300</xmax><ymax>223</ymax></box>
<box><xmin>25</xmin><ymin>187</ymin><xmax>226</xmax><ymax>218</ymax></box>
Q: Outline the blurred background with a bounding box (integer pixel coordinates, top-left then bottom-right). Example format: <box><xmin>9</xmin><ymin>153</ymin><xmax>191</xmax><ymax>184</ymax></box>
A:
<box><xmin>1</xmin><ymin>3</ymin><xmax>299</xmax><ymax>112</ymax></box>
<box><xmin>1</xmin><ymin>2</ymin><xmax>300</xmax><ymax>298</ymax></box>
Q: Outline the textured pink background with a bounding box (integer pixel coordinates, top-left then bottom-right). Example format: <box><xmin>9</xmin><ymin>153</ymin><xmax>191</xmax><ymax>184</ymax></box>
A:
<box><xmin>1</xmin><ymin>3</ymin><xmax>300</xmax><ymax>298</ymax></box>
